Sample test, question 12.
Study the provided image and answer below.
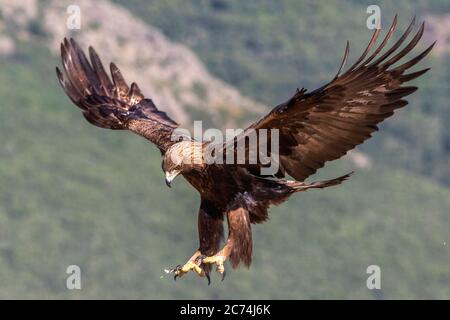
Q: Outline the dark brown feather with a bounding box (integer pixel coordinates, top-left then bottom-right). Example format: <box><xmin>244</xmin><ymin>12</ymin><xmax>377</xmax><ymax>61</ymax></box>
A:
<box><xmin>226</xmin><ymin>17</ymin><xmax>433</xmax><ymax>181</ymax></box>
<box><xmin>56</xmin><ymin>38</ymin><xmax>179</xmax><ymax>152</ymax></box>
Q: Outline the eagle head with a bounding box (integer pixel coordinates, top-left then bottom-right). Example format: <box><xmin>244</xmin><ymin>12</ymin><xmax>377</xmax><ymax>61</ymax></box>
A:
<box><xmin>162</xmin><ymin>141</ymin><xmax>205</xmax><ymax>187</ymax></box>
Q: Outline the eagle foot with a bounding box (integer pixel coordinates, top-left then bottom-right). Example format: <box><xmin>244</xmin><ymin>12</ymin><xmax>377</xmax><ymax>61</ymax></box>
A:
<box><xmin>201</xmin><ymin>255</ymin><xmax>227</xmax><ymax>281</ymax></box>
<box><xmin>168</xmin><ymin>251</ymin><xmax>211</xmax><ymax>284</ymax></box>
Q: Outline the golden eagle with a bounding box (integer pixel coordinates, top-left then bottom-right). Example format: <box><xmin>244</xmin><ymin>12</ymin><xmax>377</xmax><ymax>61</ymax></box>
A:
<box><xmin>56</xmin><ymin>16</ymin><xmax>434</xmax><ymax>283</ymax></box>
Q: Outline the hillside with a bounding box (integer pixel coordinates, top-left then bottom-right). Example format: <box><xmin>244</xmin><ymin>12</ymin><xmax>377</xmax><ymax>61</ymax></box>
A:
<box><xmin>1</xmin><ymin>0</ymin><xmax>264</xmax><ymax>128</ymax></box>
<box><xmin>0</xmin><ymin>0</ymin><xmax>449</xmax><ymax>299</ymax></box>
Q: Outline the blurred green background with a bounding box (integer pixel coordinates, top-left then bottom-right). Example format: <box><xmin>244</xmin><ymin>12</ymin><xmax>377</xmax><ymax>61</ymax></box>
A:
<box><xmin>0</xmin><ymin>0</ymin><xmax>449</xmax><ymax>299</ymax></box>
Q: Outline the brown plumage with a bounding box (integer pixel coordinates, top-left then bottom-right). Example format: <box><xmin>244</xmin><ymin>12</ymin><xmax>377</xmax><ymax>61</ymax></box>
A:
<box><xmin>56</xmin><ymin>16</ymin><xmax>434</xmax><ymax>283</ymax></box>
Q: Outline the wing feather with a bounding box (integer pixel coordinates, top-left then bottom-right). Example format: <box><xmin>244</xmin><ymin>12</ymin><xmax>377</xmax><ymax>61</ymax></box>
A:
<box><xmin>56</xmin><ymin>38</ymin><xmax>179</xmax><ymax>152</ymax></box>
<box><xmin>230</xmin><ymin>17</ymin><xmax>434</xmax><ymax>181</ymax></box>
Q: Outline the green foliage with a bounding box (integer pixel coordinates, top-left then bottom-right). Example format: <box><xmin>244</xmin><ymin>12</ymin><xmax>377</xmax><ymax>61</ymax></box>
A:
<box><xmin>0</xmin><ymin>0</ymin><xmax>450</xmax><ymax>299</ymax></box>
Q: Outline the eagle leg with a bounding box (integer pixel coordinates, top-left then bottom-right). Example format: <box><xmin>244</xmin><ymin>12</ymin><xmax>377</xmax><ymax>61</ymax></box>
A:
<box><xmin>201</xmin><ymin>206</ymin><xmax>252</xmax><ymax>281</ymax></box>
<box><xmin>168</xmin><ymin>203</ymin><xmax>224</xmax><ymax>284</ymax></box>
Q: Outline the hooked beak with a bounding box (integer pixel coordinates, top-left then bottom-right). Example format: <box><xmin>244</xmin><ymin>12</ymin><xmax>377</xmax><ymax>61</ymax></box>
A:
<box><xmin>165</xmin><ymin>171</ymin><xmax>180</xmax><ymax>188</ymax></box>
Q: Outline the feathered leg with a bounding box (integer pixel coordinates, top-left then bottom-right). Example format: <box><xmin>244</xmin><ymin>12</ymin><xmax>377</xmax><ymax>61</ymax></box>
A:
<box><xmin>202</xmin><ymin>207</ymin><xmax>252</xmax><ymax>280</ymax></box>
<box><xmin>169</xmin><ymin>201</ymin><xmax>224</xmax><ymax>284</ymax></box>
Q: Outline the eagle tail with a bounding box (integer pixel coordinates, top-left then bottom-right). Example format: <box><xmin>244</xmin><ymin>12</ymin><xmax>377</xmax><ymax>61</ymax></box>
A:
<box><xmin>289</xmin><ymin>171</ymin><xmax>353</xmax><ymax>192</ymax></box>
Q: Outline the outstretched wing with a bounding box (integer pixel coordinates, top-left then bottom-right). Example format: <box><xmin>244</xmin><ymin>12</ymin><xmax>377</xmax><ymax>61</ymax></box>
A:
<box><xmin>226</xmin><ymin>16</ymin><xmax>434</xmax><ymax>181</ymax></box>
<box><xmin>56</xmin><ymin>38</ymin><xmax>179</xmax><ymax>152</ymax></box>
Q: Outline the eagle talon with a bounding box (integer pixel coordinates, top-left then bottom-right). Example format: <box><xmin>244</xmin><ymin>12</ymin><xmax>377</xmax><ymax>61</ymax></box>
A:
<box><xmin>169</xmin><ymin>252</ymin><xmax>207</xmax><ymax>281</ymax></box>
<box><xmin>196</xmin><ymin>254</ymin><xmax>207</xmax><ymax>264</ymax></box>
<box><xmin>202</xmin><ymin>255</ymin><xmax>227</xmax><ymax>280</ymax></box>
<box><xmin>171</xmin><ymin>265</ymin><xmax>182</xmax><ymax>281</ymax></box>
<box><xmin>221</xmin><ymin>270</ymin><xmax>226</xmax><ymax>282</ymax></box>
<box><xmin>195</xmin><ymin>254</ymin><xmax>212</xmax><ymax>285</ymax></box>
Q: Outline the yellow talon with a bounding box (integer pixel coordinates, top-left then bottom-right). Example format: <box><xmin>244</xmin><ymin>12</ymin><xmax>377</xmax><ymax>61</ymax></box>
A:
<box><xmin>169</xmin><ymin>251</ymin><xmax>211</xmax><ymax>284</ymax></box>
<box><xmin>170</xmin><ymin>252</ymin><xmax>228</xmax><ymax>283</ymax></box>
<box><xmin>177</xmin><ymin>261</ymin><xmax>204</xmax><ymax>276</ymax></box>
<box><xmin>202</xmin><ymin>255</ymin><xmax>227</xmax><ymax>280</ymax></box>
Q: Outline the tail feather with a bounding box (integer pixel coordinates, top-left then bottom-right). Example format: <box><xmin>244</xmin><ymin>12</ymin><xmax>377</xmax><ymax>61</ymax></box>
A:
<box><xmin>289</xmin><ymin>171</ymin><xmax>353</xmax><ymax>192</ymax></box>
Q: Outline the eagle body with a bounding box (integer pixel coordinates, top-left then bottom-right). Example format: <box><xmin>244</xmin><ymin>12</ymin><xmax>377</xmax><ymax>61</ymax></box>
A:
<box><xmin>182</xmin><ymin>161</ymin><xmax>346</xmax><ymax>224</ymax></box>
<box><xmin>164</xmin><ymin>141</ymin><xmax>350</xmax><ymax>269</ymax></box>
<box><xmin>56</xmin><ymin>16</ymin><xmax>434</xmax><ymax>282</ymax></box>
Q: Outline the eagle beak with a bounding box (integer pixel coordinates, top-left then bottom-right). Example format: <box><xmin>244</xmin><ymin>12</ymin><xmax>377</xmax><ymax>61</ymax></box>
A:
<box><xmin>165</xmin><ymin>171</ymin><xmax>180</xmax><ymax>188</ymax></box>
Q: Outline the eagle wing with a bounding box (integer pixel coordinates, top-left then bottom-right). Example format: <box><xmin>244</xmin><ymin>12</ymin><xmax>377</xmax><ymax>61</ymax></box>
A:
<box><xmin>56</xmin><ymin>38</ymin><xmax>178</xmax><ymax>153</ymax></box>
<box><xmin>225</xmin><ymin>16</ymin><xmax>434</xmax><ymax>181</ymax></box>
